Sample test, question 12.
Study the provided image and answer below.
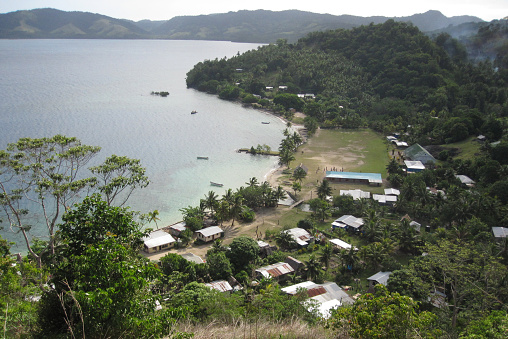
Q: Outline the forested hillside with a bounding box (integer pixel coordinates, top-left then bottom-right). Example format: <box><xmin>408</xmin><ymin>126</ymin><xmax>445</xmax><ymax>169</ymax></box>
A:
<box><xmin>187</xmin><ymin>20</ymin><xmax>508</xmax><ymax>144</ymax></box>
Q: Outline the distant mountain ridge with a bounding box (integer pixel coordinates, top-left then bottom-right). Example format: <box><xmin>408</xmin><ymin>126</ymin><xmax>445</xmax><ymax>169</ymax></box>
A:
<box><xmin>0</xmin><ymin>8</ymin><xmax>484</xmax><ymax>42</ymax></box>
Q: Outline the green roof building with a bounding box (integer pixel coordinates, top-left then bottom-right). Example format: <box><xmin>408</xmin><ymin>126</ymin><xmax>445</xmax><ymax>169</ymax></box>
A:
<box><xmin>403</xmin><ymin>144</ymin><xmax>436</xmax><ymax>165</ymax></box>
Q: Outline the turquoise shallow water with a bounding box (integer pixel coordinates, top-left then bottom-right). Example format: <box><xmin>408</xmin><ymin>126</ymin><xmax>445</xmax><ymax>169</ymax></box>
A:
<box><xmin>0</xmin><ymin>39</ymin><xmax>285</xmax><ymax>251</ymax></box>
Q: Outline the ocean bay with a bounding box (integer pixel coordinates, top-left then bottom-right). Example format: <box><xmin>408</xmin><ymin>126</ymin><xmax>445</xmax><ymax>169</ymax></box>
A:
<box><xmin>0</xmin><ymin>39</ymin><xmax>285</xmax><ymax>250</ymax></box>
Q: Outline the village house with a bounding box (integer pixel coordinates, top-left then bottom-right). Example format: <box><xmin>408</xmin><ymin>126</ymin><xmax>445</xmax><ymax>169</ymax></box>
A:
<box><xmin>206</xmin><ymin>280</ymin><xmax>233</xmax><ymax>293</ymax></box>
<box><xmin>168</xmin><ymin>221</ymin><xmax>187</xmax><ymax>237</ymax></box>
<box><xmin>285</xmin><ymin>227</ymin><xmax>313</xmax><ymax>247</ymax></box>
<box><xmin>255</xmin><ymin>256</ymin><xmax>303</xmax><ymax>282</ymax></box>
<box><xmin>367</xmin><ymin>271</ymin><xmax>392</xmax><ymax>291</ymax></box>
<box><xmin>372</xmin><ymin>194</ymin><xmax>397</xmax><ymax>206</ymax></box>
<box><xmin>195</xmin><ymin>226</ymin><xmax>224</xmax><ymax>243</ymax></box>
<box><xmin>456</xmin><ymin>174</ymin><xmax>475</xmax><ymax>187</ymax></box>
<box><xmin>281</xmin><ymin>281</ymin><xmax>354</xmax><ymax>318</ymax></box>
<box><xmin>325</xmin><ymin>171</ymin><xmax>382</xmax><ymax>186</ymax></box>
<box><xmin>404</xmin><ymin>160</ymin><xmax>425</xmax><ymax>173</ymax></box>
<box><xmin>180</xmin><ymin>252</ymin><xmax>204</xmax><ymax>264</ymax></box>
<box><xmin>384</xmin><ymin>188</ymin><xmax>400</xmax><ymax>196</ymax></box>
<box><xmin>329</xmin><ymin>238</ymin><xmax>356</xmax><ymax>251</ymax></box>
<box><xmin>142</xmin><ymin>230</ymin><xmax>176</xmax><ymax>254</ymax></box>
<box><xmin>331</xmin><ymin>215</ymin><xmax>364</xmax><ymax>232</ymax></box>
<box><xmin>403</xmin><ymin>143</ymin><xmax>436</xmax><ymax>165</ymax></box>
<box><xmin>492</xmin><ymin>227</ymin><xmax>508</xmax><ymax>240</ymax></box>
<box><xmin>257</xmin><ymin>240</ymin><xmax>277</xmax><ymax>257</ymax></box>
<box><xmin>340</xmin><ymin>189</ymin><xmax>371</xmax><ymax>200</ymax></box>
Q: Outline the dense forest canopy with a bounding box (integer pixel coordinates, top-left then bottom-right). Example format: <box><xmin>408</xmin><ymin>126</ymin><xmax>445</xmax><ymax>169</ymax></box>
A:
<box><xmin>187</xmin><ymin>20</ymin><xmax>508</xmax><ymax>144</ymax></box>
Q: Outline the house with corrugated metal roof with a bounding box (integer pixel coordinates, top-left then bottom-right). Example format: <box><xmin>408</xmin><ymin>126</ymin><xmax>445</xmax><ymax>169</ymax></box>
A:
<box><xmin>281</xmin><ymin>281</ymin><xmax>354</xmax><ymax>318</ymax></box>
<box><xmin>142</xmin><ymin>230</ymin><xmax>176</xmax><ymax>253</ymax></box>
<box><xmin>331</xmin><ymin>215</ymin><xmax>364</xmax><ymax>231</ymax></box>
<box><xmin>340</xmin><ymin>189</ymin><xmax>371</xmax><ymax>200</ymax></box>
<box><xmin>255</xmin><ymin>256</ymin><xmax>303</xmax><ymax>282</ymax></box>
<box><xmin>195</xmin><ymin>226</ymin><xmax>224</xmax><ymax>243</ymax></box>
<box><xmin>285</xmin><ymin>227</ymin><xmax>313</xmax><ymax>247</ymax></box>
<box><xmin>367</xmin><ymin>271</ymin><xmax>392</xmax><ymax>291</ymax></box>
<box><xmin>403</xmin><ymin>143</ymin><xmax>436</xmax><ymax>165</ymax></box>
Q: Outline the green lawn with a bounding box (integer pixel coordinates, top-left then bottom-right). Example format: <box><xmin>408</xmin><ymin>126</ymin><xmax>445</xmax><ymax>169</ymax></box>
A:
<box><xmin>441</xmin><ymin>136</ymin><xmax>482</xmax><ymax>160</ymax></box>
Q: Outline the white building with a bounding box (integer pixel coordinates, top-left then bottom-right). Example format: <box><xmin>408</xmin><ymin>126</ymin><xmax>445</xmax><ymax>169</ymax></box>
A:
<box><xmin>195</xmin><ymin>226</ymin><xmax>224</xmax><ymax>243</ymax></box>
<box><xmin>143</xmin><ymin>230</ymin><xmax>176</xmax><ymax>253</ymax></box>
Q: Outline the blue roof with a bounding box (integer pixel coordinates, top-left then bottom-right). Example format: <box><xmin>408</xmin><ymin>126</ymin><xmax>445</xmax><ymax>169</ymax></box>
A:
<box><xmin>326</xmin><ymin>171</ymin><xmax>382</xmax><ymax>182</ymax></box>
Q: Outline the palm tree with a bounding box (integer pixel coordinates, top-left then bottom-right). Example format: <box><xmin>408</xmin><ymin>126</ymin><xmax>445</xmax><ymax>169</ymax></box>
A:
<box><xmin>293</xmin><ymin>166</ymin><xmax>307</xmax><ymax>183</ymax></box>
<box><xmin>273</xmin><ymin>185</ymin><xmax>287</xmax><ymax>207</ymax></box>
<box><xmin>317</xmin><ymin>180</ymin><xmax>332</xmax><ymax>200</ymax></box>
<box><xmin>246</xmin><ymin>177</ymin><xmax>259</xmax><ymax>187</ymax></box>
<box><xmin>230</xmin><ymin>193</ymin><xmax>244</xmax><ymax>226</ymax></box>
<box><xmin>278</xmin><ymin>149</ymin><xmax>295</xmax><ymax>168</ymax></box>
<box><xmin>292</xmin><ymin>181</ymin><xmax>302</xmax><ymax>198</ymax></box>
<box><xmin>147</xmin><ymin>209</ymin><xmax>161</xmax><ymax>229</ymax></box>
<box><xmin>204</xmin><ymin>190</ymin><xmax>218</xmax><ymax>216</ymax></box>
<box><xmin>304</xmin><ymin>255</ymin><xmax>323</xmax><ymax>281</ymax></box>
<box><xmin>339</xmin><ymin>247</ymin><xmax>360</xmax><ymax>272</ymax></box>
<box><xmin>275</xmin><ymin>230</ymin><xmax>297</xmax><ymax>250</ymax></box>
<box><xmin>319</xmin><ymin>243</ymin><xmax>334</xmax><ymax>271</ymax></box>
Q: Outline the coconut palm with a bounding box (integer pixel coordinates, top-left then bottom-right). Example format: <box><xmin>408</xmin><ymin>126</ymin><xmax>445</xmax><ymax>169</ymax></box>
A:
<box><xmin>317</xmin><ymin>179</ymin><xmax>332</xmax><ymax>200</ymax></box>
<box><xmin>319</xmin><ymin>243</ymin><xmax>334</xmax><ymax>271</ymax></box>
<box><xmin>293</xmin><ymin>166</ymin><xmax>307</xmax><ymax>183</ymax></box>
<box><xmin>147</xmin><ymin>209</ymin><xmax>161</xmax><ymax>229</ymax></box>
<box><xmin>204</xmin><ymin>190</ymin><xmax>219</xmax><ymax>216</ymax></box>
<box><xmin>304</xmin><ymin>254</ymin><xmax>323</xmax><ymax>281</ymax></box>
<box><xmin>246</xmin><ymin>177</ymin><xmax>259</xmax><ymax>187</ymax></box>
<box><xmin>230</xmin><ymin>193</ymin><xmax>244</xmax><ymax>226</ymax></box>
<box><xmin>275</xmin><ymin>230</ymin><xmax>297</xmax><ymax>250</ymax></box>
<box><xmin>292</xmin><ymin>181</ymin><xmax>302</xmax><ymax>198</ymax></box>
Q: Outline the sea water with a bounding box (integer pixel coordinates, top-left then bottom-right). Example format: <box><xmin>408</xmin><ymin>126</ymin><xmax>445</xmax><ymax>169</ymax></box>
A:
<box><xmin>0</xmin><ymin>39</ymin><xmax>285</xmax><ymax>251</ymax></box>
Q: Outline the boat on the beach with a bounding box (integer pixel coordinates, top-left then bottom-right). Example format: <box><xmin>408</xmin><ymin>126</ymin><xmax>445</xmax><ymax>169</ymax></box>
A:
<box><xmin>262</xmin><ymin>121</ymin><xmax>270</xmax><ymax>124</ymax></box>
<box><xmin>210</xmin><ymin>181</ymin><xmax>224</xmax><ymax>187</ymax></box>
<box><xmin>191</xmin><ymin>110</ymin><xmax>198</xmax><ymax>114</ymax></box>
<box><xmin>197</xmin><ymin>156</ymin><xmax>209</xmax><ymax>160</ymax></box>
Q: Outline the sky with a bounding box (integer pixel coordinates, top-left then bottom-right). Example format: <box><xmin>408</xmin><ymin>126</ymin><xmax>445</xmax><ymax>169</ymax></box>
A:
<box><xmin>1</xmin><ymin>0</ymin><xmax>506</xmax><ymax>22</ymax></box>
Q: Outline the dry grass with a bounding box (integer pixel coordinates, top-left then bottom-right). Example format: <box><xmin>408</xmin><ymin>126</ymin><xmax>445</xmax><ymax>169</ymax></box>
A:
<box><xmin>173</xmin><ymin>318</ymin><xmax>336</xmax><ymax>339</ymax></box>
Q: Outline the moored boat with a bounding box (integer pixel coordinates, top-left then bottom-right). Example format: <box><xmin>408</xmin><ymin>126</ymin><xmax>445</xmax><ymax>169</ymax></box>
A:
<box><xmin>191</xmin><ymin>110</ymin><xmax>198</xmax><ymax>114</ymax></box>
<box><xmin>210</xmin><ymin>181</ymin><xmax>223</xmax><ymax>187</ymax></box>
<box><xmin>197</xmin><ymin>156</ymin><xmax>209</xmax><ymax>160</ymax></box>
<box><xmin>262</xmin><ymin>121</ymin><xmax>270</xmax><ymax>124</ymax></box>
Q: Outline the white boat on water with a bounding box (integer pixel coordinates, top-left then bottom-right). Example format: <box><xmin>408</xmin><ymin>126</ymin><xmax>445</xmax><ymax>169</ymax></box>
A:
<box><xmin>210</xmin><ymin>181</ymin><xmax>223</xmax><ymax>187</ymax></box>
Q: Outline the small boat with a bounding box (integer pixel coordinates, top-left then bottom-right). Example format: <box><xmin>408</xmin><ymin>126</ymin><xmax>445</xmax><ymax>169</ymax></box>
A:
<box><xmin>210</xmin><ymin>181</ymin><xmax>224</xmax><ymax>187</ymax></box>
<box><xmin>191</xmin><ymin>110</ymin><xmax>198</xmax><ymax>114</ymax></box>
<box><xmin>197</xmin><ymin>156</ymin><xmax>209</xmax><ymax>160</ymax></box>
<box><xmin>262</xmin><ymin>121</ymin><xmax>270</xmax><ymax>124</ymax></box>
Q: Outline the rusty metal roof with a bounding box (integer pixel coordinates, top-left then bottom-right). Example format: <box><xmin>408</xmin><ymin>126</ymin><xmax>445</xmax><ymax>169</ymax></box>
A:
<box><xmin>307</xmin><ymin>286</ymin><xmax>326</xmax><ymax>297</ymax></box>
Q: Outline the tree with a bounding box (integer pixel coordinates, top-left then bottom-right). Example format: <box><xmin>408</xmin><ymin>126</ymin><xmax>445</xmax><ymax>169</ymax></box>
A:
<box><xmin>229</xmin><ymin>193</ymin><xmax>244</xmax><ymax>226</ymax></box>
<box><xmin>308</xmin><ymin>198</ymin><xmax>330</xmax><ymax>222</ymax></box>
<box><xmin>320</xmin><ymin>243</ymin><xmax>334</xmax><ymax>270</ymax></box>
<box><xmin>40</xmin><ymin>195</ymin><xmax>174</xmax><ymax>338</ymax></box>
<box><xmin>303</xmin><ymin>117</ymin><xmax>319</xmax><ymax>136</ymax></box>
<box><xmin>206</xmin><ymin>251</ymin><xmax>233</xmax><ymax>281</ymax></box>
<box><xmin>327</xmin><ymin>284</ymin><xmax>440</xmax><ymax>339</ymax></box>
<box><xmin>0</xmin><ymin>135</ymin><xmax>100</xmax><ymax>270</ymax></box>
<box><xmin>424</xmin><ymin>239</ymin><xmax>507</xmax><ymax>329</ymax></box>
<box><xmin>58</xmin><ymin>194</ymin><xmax>146</xmax><ymax>257</ymax></box>
<box><xmin>292</xmin><ymin>181</ymin><xmax>302</xmax><ymax>198</ymax></box>
<box><xmin>278</xmin><ymin>148</ymin><xmax>295</xmax><ymax>168</ymax></box>
<box><xmin>0</xmin><ymin>136</ymin><xmax>148</xmax><ymax>273</ymax></box>
<box><xmin>227</xmin><ymin>236</ymin><xmax>259</xmax><ymax>272</ymax></box>
<box><xmin>293</xmin><ymin>166</ymin><xmax>307</xmax><ymax>183</ymax></box>
<box><xmin>147</xmin><ymin>209</ymin><xmax>161</xmax><ymax>229</ymax></box>
<box><xmin>204</xmin><ymin>190</ymin><xmax>219</xmax><ymax>216</ymax></box>
<box><xmin>317</xmin><ymin>180</ymin><xmax>332</xmax><ymax>200</ymax></box>
<box><xmin>89</xmin><ymin>154</ymin><xmax>149</xmax><ymax>207</ymax></box>
<box><xmin>304</xmin><ymin>255</ymin><xmax>323</xmax><ymax>281</ymax></box>
<box><xmin>275</xmin><ymin>230</ymin><xmax>298</xmax><ymax>250</ymax></box>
